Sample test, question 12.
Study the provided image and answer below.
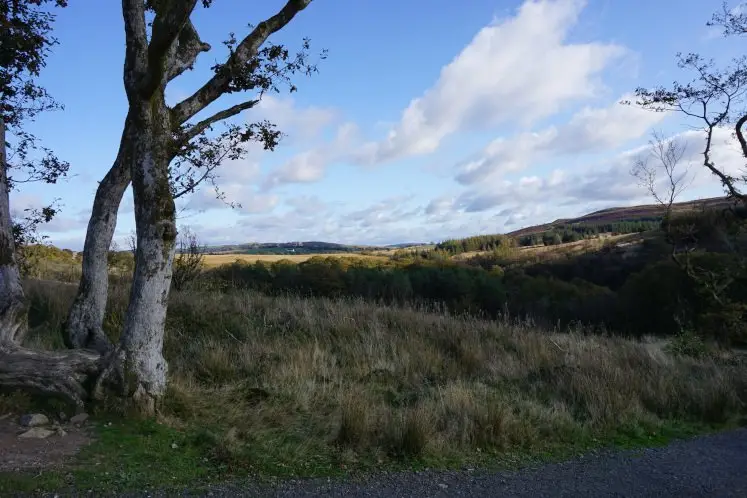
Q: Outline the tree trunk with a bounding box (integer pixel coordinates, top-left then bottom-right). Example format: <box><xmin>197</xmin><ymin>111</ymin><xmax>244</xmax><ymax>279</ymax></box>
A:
<box><xmin>0</xmin><ymin>343</ymin><xmax>102</xmax><ymax>408</ymax></box>
<box><xmin>0</xmin><ymin>119</ymin><xmax>28</xmax><ymax>345</ymax></box>
<box><xmin>119</xmin><ymin>100</ymin><xmax>176</xmax><ymax>416</ymax></box>
<box><xmin>65</xmin><ymin>115</ymin><xmax>134</xmax><ymax>354</ymax></box>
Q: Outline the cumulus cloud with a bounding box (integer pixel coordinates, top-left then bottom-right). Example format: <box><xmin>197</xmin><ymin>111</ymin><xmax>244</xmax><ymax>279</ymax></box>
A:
<box><xmin>185</xmin><ymin>184</ymin><xmax>279</xmax><ymax>214</ymax></box>
<box><xmin>261</xmin><ymin>122</ymin><xmax>359</xmax><ymax>189</ymax></box>
<box><xmin>455</xmin><ymin>95</ymin><xmax>667</xmax><ymax>185</ymax></box>
<box><xmin>355</xmin><ymin>0</ymin><xmax>627</xmax><ymax>165</ymax></box>
<box><xmin>423</xmin><ymin>126</ymin><xmax>745</xmax><ymax>232</ymax></box>
<box><xmin>253</xmin><ymin>95</ymin><xmax>338</xmax><ymax>144</ymax></box>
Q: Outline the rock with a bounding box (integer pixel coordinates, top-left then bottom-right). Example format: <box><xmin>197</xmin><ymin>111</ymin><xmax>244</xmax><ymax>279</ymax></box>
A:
<box><xmin>70</xmin><ymin>413</ymin><xmax>89</xmax><ymax>425</ymax></box>
<box><xmin>55</xmin><ymin>426</ymin><xmax>67</xmax><ymax>437</ymax></box>
<box><xmin>59</xmin><ymin>411</ymin><xmax>68</xmax><ymax>422</ymax></box>
<box><xmin>438</xmin><ymin>483</ymin><xmax>448</xmax><ymax>490</ymax></box>
<box><xmin>19</xmin><ymin>413</ymin><xmax>49</xmax><ymax>427</ymax></box>
<box><xmin>18</xmin><ymin>427</ymin><xmax>55</xmax><ymax>439</ymax></box>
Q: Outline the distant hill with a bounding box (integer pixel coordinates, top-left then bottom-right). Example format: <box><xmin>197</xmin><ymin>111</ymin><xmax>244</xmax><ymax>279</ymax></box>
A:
<box><xmin>385</xmin><ymin>242</ymin><xmax>428</xmax><ymax>249</ymax></box>
<box><xmin>506</xmin><ymin>196</ymin><xmax>734</xmax><ymax>238</ymax></box>
<box><xmin>197</xmin><ymin>197</ymin><xmax>735</xmax><ymax>255</ymax></box>
<box><xmin>203</xmin><ymin>241</ymin><xmax>390</xmax><ymax>255</ymax></box>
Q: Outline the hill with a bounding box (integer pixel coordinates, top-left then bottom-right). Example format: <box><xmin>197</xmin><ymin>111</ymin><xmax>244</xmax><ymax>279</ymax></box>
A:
<box><xmin>506</xmin><ymin>196</ymin><xmax>733</xmax><ymax>238</ymax></box>
<box><xmin>203</xmin><ymin>241</ymin><xmax>386</xmax><ymax>255</ymax></box>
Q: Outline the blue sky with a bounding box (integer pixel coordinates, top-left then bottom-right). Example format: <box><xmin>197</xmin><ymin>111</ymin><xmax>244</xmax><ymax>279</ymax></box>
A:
<box><xmin>13</xmin><ymin>0</ymin><xmax>746</xmax><ymax>249</ymax></box>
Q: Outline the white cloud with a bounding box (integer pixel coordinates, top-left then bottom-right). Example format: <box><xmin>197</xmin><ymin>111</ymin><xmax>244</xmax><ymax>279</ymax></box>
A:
<box><xmin>427</xmin><ymin>126</ymin><xmax>746</xmax><ymax>232</ymax></box>
<box><xmin>261</xmin><ymin>122</ymin><xmax>359</xmax><ymax>189</ymax></box>
<box><xmin>455</xmin><ymin>95</ymin><xmax>667</xmax><ymax>185</ymax></box>
<box><xmin>185</xmin><ymin>184</ymin><xmax>279</xmax><ymax>214</ymax></box>
<box><xmin>355</xmin><ymin>0</ymin><xmax>627</xmax><ymax>165</ymax></box>
<box><xmin>253</xmin><ymin>95</ymin><xmax>338</xmax><ymax>144</ymax></box>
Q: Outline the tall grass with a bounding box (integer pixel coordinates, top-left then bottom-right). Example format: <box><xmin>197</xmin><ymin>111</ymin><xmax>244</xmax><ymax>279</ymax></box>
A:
<box><xmin>21</xmin><ymin>279</ymin><xmax>747</xmax><ymax>474</ymax></box>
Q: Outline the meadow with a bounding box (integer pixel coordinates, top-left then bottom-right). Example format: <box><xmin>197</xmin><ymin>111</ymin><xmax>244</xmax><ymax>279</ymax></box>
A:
<box><xmin>2</xmin><ymin>272</ymin><xmax>745</xmax><ymax>493</ymax></box>
<box><xmin>4</xmin><ymin>210</ymin><xmax>747</xmax><ymax>493</ymax></box>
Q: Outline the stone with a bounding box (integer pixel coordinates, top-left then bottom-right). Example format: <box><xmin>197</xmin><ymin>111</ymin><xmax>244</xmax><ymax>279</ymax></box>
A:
<box><xmin>18</xmin><ymin>427</ymin><xmax>55</xmax><ymax>439</ymax></box>
<box><xmin>19</xmin><ymin>414</ymin><xmax>49</xmax><ymax>427</ymax></box>
<box><xmin>70</xmin><ymin>413</ymin><xmax>89</xmax><ymax>425</ymax></box>
<box><xmin>59</xmin><ymin>411</ymin><xmax>69</xmax><ymax>422</ymax></box>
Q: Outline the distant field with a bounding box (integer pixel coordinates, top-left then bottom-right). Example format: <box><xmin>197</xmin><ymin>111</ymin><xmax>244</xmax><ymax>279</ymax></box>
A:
<box><xmin>202</xmin><ymin>252</ymin><xmax>387</xmax><ymax>268</ymax></box>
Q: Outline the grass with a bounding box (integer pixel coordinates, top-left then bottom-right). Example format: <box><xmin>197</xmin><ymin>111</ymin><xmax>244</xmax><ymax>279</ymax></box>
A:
<box><xmin>2</xmin><ymin>278</ymin><xmax>746</xmax><ymax>494</ymax></box>
<box><xmin>201</xmin><ymin>252</ymin><xmax>387</xmax><ymax>268</ymax></box>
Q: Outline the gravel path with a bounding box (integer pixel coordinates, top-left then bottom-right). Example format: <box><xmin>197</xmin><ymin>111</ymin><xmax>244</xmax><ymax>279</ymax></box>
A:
<box><xmin>65</xmin><ymin>428</ymin><xmax>747</xmax><ymax>497</ymax></box>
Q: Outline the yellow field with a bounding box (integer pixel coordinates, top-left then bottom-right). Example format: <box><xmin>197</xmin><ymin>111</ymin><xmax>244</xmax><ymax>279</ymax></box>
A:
<box><xmin>202</xmin><ymin>252</ymin><xmax>387</xmax><ymax>268</ymax></box>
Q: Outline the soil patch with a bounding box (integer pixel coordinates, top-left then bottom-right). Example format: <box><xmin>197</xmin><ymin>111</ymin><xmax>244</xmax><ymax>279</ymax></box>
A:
<box><xmin>0</xmin><ymin>413</ymin><xmax>92</xmax><ymax>472</ymax></box>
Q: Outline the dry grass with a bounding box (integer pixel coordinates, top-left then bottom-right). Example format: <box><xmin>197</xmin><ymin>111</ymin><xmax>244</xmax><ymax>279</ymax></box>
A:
<box><xmin>202</xmin><ymin>252</ymin><xmax>387</xmax><ymax>268</ymax></box>
<box><xmin>21</xmin><ymin>279</ymin><xmax>747</xmax><ymax>474</ymax></box>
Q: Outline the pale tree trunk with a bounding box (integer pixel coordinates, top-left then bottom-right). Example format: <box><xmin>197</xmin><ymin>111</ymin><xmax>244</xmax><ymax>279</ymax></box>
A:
<box><xmin>0</xmin><ymin>118</ymin><xmax>28</xmax><ymax>345</ymax></box>
<box><xmin>118</xmin><ymin>100</ymin><xmax>176</xmax><ymax>415</ymax></box>
<box><xmin>65</xmin><ymin>115</ymin><xmax>133</xmax><ymax>354</ymax></box>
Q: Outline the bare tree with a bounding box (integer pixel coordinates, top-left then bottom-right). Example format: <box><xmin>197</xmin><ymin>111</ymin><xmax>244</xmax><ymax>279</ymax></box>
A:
<box><xmin>171</xmin><ymin>226</ymin><xmax>204</xmax><ymax>291</ymax></box>
<box><xmin>128</xmin><ymin>230</ymin><xmax>137</xmax><ymax>259</ymax></box>
<box><xmin>631</xmin><ymin>131</ymin><xmax>693</xmax><ymax>224</ymax></box>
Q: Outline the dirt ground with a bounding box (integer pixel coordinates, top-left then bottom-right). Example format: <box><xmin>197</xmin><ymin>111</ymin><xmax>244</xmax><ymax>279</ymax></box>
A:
<box><xmin>0</xmin><ymin>413</ymin><xmax>92</xmax><ymax>473</ymax></box>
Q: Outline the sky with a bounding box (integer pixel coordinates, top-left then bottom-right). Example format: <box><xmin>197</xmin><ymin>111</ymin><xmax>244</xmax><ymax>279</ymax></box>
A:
<box><xmin>11</xmin><ymin>0</ymin><xmax>747</xmax><ymax>249</ymax></box>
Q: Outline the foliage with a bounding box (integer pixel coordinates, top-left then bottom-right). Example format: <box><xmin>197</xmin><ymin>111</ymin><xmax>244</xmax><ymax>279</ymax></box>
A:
<box><xmin>436</xmin><ymin>234</ymin><xmax>514</xmax><ymax>255</ymax></box>
<box><xmin>517</xmin><ymin>220</ymin><xmax>661</xmax><ymax>247</ymax></box>
<box><xmin>1</xmin><ymin>0</ymin><xmax>69</xmax><ymax>254</ymax></box>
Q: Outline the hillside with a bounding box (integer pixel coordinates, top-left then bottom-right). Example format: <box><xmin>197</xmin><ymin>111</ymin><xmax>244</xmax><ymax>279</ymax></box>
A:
<box><xmin>204</xmin><ymin>241</ymin><xmax>388</xmax><ymax>255</ymax></box>
<box><xmin>507</xmin><ymin>196</ymin><xmax>733</xmax><ymax>238</ymax></box>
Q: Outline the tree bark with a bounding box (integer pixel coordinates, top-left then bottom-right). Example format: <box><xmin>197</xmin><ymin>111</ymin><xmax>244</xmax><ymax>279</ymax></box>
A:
<box><xmin>119</xmin><ymin>99</ymin><xmax>176</xmax><ymax>416</ymax></box>
<box><xmin>65</xmin><ymin>115</ymin><xmax>134</xmax><ymax>354</ymax></box>
<box><xmin>0</xmin><ymin>118</ymin><xmax>28</xmax><ymax>345</ymax></box>
<box><xmin>0</xmin><ymin>343</ymin><xmax>102</xmax><ymax>408</ymax></box>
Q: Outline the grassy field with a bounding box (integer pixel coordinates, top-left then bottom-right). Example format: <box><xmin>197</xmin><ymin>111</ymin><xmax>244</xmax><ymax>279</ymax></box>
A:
<box><xmin>202</xmin><ymin>252</ymin><xmax>387</xmax><ymax>268</ymax></box>
<box><xmin>3</xmin><ymin>278</ymin><xmax>745</xmax><ymax>494</ymax></box>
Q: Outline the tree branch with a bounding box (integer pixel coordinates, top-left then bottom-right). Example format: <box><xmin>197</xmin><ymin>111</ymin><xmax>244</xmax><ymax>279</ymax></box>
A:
<box><xmin>736</xmin><ymin>113</ymin><xmax>747</xmax><ymax>158</ymax></box>
<box><xmin>144</xmin><ymin>0</ymin><xmax>199</xmax><ymax>96</ymax></box>
<box><xmin>166</xmin><ymin>20</ymin><xmax>211</xmax><ymax>82</ymax></box>
<box><xmin>178</xmin><ymin>99</ymin><xmax>259</xmax><ymax>144</ymax></box>
<box><xmin>171</xmin><ymin>0</ymin><xmax>313</xmax><ymax>125</ymax></box>
<box><xmin>121</xmin><ymin>0</ymin><xmax>149</xmax><ymax>97</ymax></box>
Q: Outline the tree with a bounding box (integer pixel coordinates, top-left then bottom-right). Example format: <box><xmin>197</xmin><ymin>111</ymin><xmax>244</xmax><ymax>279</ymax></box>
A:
<box><xmin>1</xmin><ymin>0</ymin><xmax>69</xmax><ymax>343</ymax></box>
<box><xmin>631</xmin><ymin>130</ymin><xmax>692</xmax><ymax>227</ymax></box>
<box><xmin>0</xmin><ymin>0</ymin><xmax>107</xmax><ymax>407</ymax></box>
<box><xmin>100</xmin><ymin>0</ymin><xmax>318</xmax><ymax>414</ymax></box>
<box><xmin>65</xmin><ymin>1</ymin><xmax>320</xmax><ymax>356</ymax></box>
<box><xmin>0</xmin><ymin>1</ymin><xmax>320</xmax><ymax>413</ymax></box>
<box><xmin>630</xmin><ymin>2</ymin><xmax>747</xmax><ymax>342</ymax></box>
